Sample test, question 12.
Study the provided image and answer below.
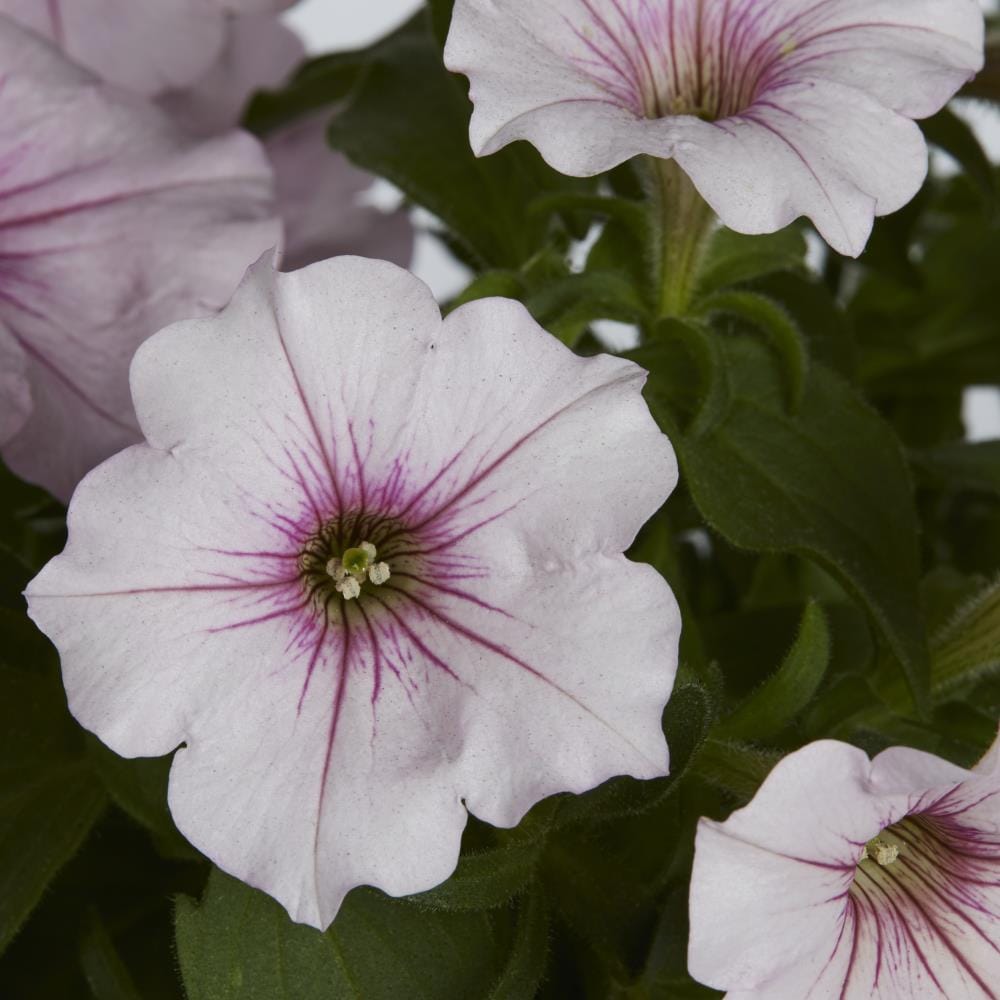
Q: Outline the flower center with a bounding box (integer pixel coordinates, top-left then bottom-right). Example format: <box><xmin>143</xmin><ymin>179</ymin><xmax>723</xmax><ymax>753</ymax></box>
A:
<box><xmin>324</xmin><ymin>541</ymin><xmax>392</xmax><ymax>602</ymax></box>
<box><xmin>297</xmin><ymin>509</ymin><xmax>425</xmax><ymax>621</ymax></box>
<box><xmin>571</xmin><ymin>1</ymin><xmax>797</xmax><ymax>121</ymax></box>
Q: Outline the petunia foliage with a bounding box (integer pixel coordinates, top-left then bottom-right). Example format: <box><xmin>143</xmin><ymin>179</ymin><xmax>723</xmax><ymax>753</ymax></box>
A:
<box><xmin>1</xmin><ymin>0</ymin><xmax>1000</xmax><ymax>997</ymax></box>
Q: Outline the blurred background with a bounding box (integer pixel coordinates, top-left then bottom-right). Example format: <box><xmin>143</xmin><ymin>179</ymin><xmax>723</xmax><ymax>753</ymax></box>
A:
<box><xmin>283</xmin><ymin>0</ymin><xmax>1000</xmax><ymax>438</ymax></box>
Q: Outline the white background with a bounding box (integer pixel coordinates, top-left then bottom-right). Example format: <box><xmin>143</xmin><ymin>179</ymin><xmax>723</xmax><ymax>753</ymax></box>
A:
<box><xmin>283</xmin><ymin>0</ymin><xmax>1000</xmax><ymax>438</ymax></box>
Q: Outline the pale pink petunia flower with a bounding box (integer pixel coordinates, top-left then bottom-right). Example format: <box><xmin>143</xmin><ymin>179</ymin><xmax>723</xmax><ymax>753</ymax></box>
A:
<box><xmin>0</xmin><ymin>322</ymin><xmax>30</xmax><ymax>446</ymax></box>
<box><xmin>0</xmin><ymin>0</ymin><xmax>228</xmax><ymax>95</ymax></box>
<box><xmin>160</xmin><ymin>13</ymin><xmax>415</xmax><ymax>271</ymax></box>
<box><xmin>444</xmin><ymin>0</ymin><xmax>985</xmax><ymax>256</ymax></box>
<box><xmin>688</xmin><ymin>736</ymin><xmax>1000</xmax><ymax>998</ymax></box>
<box><xmin>25</xmin><ymin>255</ymin><xmax>681</xmax><ymax>929</ymax></box>
<box><xmin>0</xmin><ymin>17</ymin><xmax>279</xmax><ymax>500</ymax></box>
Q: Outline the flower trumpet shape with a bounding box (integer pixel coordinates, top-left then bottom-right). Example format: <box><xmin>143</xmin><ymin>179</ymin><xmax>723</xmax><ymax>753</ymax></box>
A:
<box><xmin>445</xmin><ymin>0</ymin><xmax>984</xmax><ymax>256</ymax></box>
<box><xmin>688</xmin><ymin>736</ymin><xmax>1000</xmax><ymax>998</ymax></box>
<box><xmin>0</xmin><ymin>16</ymin><xmax>279</xmax><ymax>499</ymax></box>
<box><xmin>26</xmin><ymin>256</ymin><xmax>681</xmax><ymax>929</ymax></box>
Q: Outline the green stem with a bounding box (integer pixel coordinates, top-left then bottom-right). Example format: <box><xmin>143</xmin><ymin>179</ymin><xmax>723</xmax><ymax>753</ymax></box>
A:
<box><xmin>645</xmin><ymin>157</ymin><xmax>716</xmax><ymax>318</ymax></box>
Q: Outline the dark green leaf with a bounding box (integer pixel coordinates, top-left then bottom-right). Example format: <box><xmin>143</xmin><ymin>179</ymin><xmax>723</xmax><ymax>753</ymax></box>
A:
<box><xmin>0</xmin><ymin>649</ymin><xmax>106</xmax><ymax>953</ymax></box>
<box><xmin>486</xmin><ymin>893</ymin><xmax>550</xmax><ymax>1000</ymax></box>
<box><xmin>85</xmin><ymin>740</ymin><xmax>194</xmax><ymax>859</ymax></box>
<box><xmin>79</xmin><ymin>910</ymin><xmax>143</xmax><ymax>1000</ymax></box>
<box><xmin>552</xmin><ymin>682</ymin><xmax>713</xmax><ymax>829</ymax></box>
<box><xmin>408</xmin><ymin>838</ymin><xmax>545</xmax><ymax>911</ymax></box>
<box><xmin>667</xmin><ymin>337</ymin><xmax>928</xmax><ymax>706</ymax></box>
<box><xmin>689</xmin><ymin>739</ymin><xmax>780</xmax><ymax>803</ymax></box>
<box><xmin>325</xmin><ymin>16</ymin><xmax>588</xmax><ymax>267</ymax></box>
<box><xmin>244</xmin><ymin>51</ymin><xmax>367</xmax><ymax>134</ymax></box>
<box><xmin>697</xmin><ymin>290</ymin><xmax>809</xmax><ymax>411</ymax></box>
<box><xmin>718</xmin><ymin>601</ymin><xmax>831</xmax><ymax>740</ymax></box>
<box><xmin>695</xmin><ymin>228</ymin><xmax>806</xmax><ymax>298</ymax></box>
<box><xmin>922</xmin><ymin>107</ymin><xmax>996</xmax><ymax>200</ymax></box>
<box><xmin>912</xmin><ymin>440</ymin><xmax>1000</xmax><ymax>496</ymax></box>
<box><xmin>176</xmin><ymin>870</ymin><xmax>508</xmax><ymax>1000</ymax></box>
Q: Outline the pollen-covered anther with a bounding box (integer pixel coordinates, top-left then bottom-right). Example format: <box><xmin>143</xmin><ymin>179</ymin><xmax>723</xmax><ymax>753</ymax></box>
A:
<box><xmin>368</xmin><ymin>562</ymin><xmax>391</xmax><ymax>586</ymax></box>
<box><xmin>860</xmin><ymin>836</ymin><xmax>899</xmax><ymax>867</ymax></box>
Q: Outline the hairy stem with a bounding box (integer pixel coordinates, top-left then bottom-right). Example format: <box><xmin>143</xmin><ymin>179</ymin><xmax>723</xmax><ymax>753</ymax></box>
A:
<box><xmin>645</xmin><ymin>157</ymin><xmax>716</xmax><ymax>318</ymax></box>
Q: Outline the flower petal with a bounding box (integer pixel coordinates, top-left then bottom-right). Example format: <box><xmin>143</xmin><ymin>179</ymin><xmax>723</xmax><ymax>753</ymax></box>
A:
<box><xmin>689</xmin><ymin>737</ymin><xmax>1000</xmax><ymax>998</ymax></box>
<box><xmin>29</xmin><ymin>256</ymin><xmax>679</xmax><ymax>928</ymax></box>
<box><xmin>159</xmin><ymin>13</ymin><xmax>305</xmax><ymax>136</ymax></box>
<box><xmin>0</xmin><ymin>0</ymin><xmax>227</xmax><ymax>95</ymax></box>
<box><xmin>669</xmin><ymin>80</ymin><xmax>929</xmax><ymax>257</ymax></box>
<box><xmin>0</xmin><ymin>18</ymin><xmax>279</xmax><ymax>499</ymax></box>
<box><xmin>0</xmin><ymin>321</ymin><xmax>30</xmax><ymax>445</ymax></box>
<box><xmin>688</xmin><ymin>741</ymin><xmax>883</xmax><ymax>991</ymax></box>
<box><xmin>266</xmin><ymin>116</ymin><xmax>415</xmax><ymax>272</ymax></box>
<box><xmin>770</xmin><ymin>0</ymin><xmax>984</xmax><ymax>119</ymax></box>
<box><xmin>446</xmin><ymin>0</ymin><xmax>983</xmax><ymax>255</ymax></box>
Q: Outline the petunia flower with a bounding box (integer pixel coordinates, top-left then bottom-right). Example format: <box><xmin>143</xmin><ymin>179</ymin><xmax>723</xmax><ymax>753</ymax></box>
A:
<box><xmin>0</xmin><ymin>0</ymin><xmax>229</xmax><ymax>95</ymax></box>
<box><xmin>444</xmin><ymin>0</ymin><xmax>985</xmax><ymax>256</ymax></box>
<box><xmin>688</xmin><ymin>735</ymin><xmax>1000</xmax><ymax>998</ymax></box>
<box><xmin>0</xmin><ymin>16</ymin><xmax>279</xmax><ymax>500</ymax></box>
<box><xmin>0</xmin><ymin>323</ymin><xmax>30</xmax><ymax>447</ymax></box>
<box><xmin>25</xmin><ymin>255</ymin><xmax>681</xmax><ymax>929</ymax></box>
<box><xmin>160</xmin><ymin>12</ymin><xmax>415</xmax><ymax>271</ymax></box>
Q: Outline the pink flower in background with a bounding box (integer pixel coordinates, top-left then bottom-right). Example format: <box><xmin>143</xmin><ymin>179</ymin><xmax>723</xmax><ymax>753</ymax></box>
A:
<box><xmin>0</xmin><ymin>17</ymin><xmax>279</xmax><ymax>499</ymax></box>
<box><xmin>26</xmin><ymin>256</ymin><xmax>680</xmax><ymax>929</ymax></box>
<box><xmin>0</xmin><ymin>323</ymin><xmax>30</xmax><ymax>447</ymax></box>
<box><xmin>445</xmin><ymin>0</ymin><xmax>984</xmax><ymax>255</ymax></box>
<box><xmin>688</xmin><ymin>736</ymin><xmax>1000</xmax><ymax>998</ymax></box>
<box><xmin>161</xmin><ymin>12</ymin><xmax>415</xmax><ymax>271</ymax></box>
<box><xmin>0</xmin><ymin>0</ymin><xmax>228</xmax><ymax>95</ymax></box>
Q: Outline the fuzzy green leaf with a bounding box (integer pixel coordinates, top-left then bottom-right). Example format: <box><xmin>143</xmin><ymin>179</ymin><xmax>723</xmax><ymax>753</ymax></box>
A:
<box><xmin>176</xmin><ymin>870</ymin><xmax>509</xmax><ymax>1000</ymax></box>
<box><xmin>718</xmin><ymin>601</ymin><xmax>831</xmax><ymax>740</ymax></box>
<box><xmin>660</xmin><ymin>336</ymin><xmax>929</xmax><ymax>707</ymax></box>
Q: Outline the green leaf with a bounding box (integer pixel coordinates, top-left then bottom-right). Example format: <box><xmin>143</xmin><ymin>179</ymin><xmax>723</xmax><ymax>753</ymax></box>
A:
<box><xmin>922</xmin><ymin>107</ymin><xmax>996</xmax><ymax>200</ymax></box>
<box><xmin>689</xmin><ymin>739</ymin><xmax>781</xmax><ymax>803</ymax></box>
<box><xmin>427</xmin><ymin>0</ymin><xmax>455</xmax><ymax>48</ymax></box>
<box><xmin>636</xmin><ymin>319</ymin><xmax>731</xmax><ymax>439</ymax></box>
<box><xmin>527</xmin><ymin>271</ymin><xmax>647</xmax><ymax>346</ymax></box>
<box><xmin>912</xmin><ymin>440</ymin><xmax>1000</xmax><ymax>496</ymax></box>
<box><xmin>325</xmin><ymin>16</ymin><xmax>589</xmax><ymax>268</ymax></box>
<box><xmin>448</xmin><ymin>271</ymin><xmax>527</xmax><ymax>311</ymax></box>
<box><xmin>176</xmin><ymin>870</ymin><xmax>509</xmax><ymax>1000</ymax></box>
<box><xmin>930</xmin><ymin>577</ymin><xmax>1000</xmax><ymax>695</ymax></box>
<box><xmin>0</xmin><ymin>636</ymin><xmax>106</xmax><ymax>953</ymax></box>
<box><xmin>552</xmin><ymin>682</ymin><xmax>713</xmax><ymax>829</ymax></box>
<box><xmin>78</xmin><ymin>910</ymin><xmax>143</xmax><ymax>1000</ymax></box>
<box><xmin>666</xmin><ymin>336</ymin><xmax>929</xmax><ymax>707</ymax></box>
<box><xmin>244</xmin><ymin>50</ymin><xmax>368</xmax><ymax>134</ymax></box>
<box><xmin>696</xmin><ymin>290</ymin><xmax>809</xmax><ymax>411</ymax></box>
<box><xmin>717</xmin><ymin>601</ymin><xmax>831</xmax><ymax>740</ymax></box>
<box><xmin>408</xmin><ymin>838</ymin><xmax>545</xmax><ymax>911</ymax></box>
<box><xmin>85</xmin><ymin>739</ymin><xmax>194</xmax><ymax>859</ymax></box>
<box><xmin>486</xmin><ymin>893</ymin><xmax>549</xmax><ymax>1000</ymax></box>
<box><xmin>695</xmin><ymin>228</ymin><xmax>806</xmax><ymax>298</ymax></box>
